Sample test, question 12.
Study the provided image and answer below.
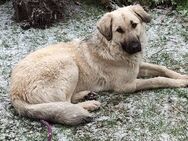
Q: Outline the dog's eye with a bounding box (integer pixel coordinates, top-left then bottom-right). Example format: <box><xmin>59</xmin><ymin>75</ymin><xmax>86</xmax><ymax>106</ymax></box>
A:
<box><xmin>116</xmin><ymin>26</ymin><xmax>124</xmax><ymax>33</ymax></box>
<box><xmin>131</xmin><ymin>21</ymin><xmax>137</xmax><ymax>29</ymax></box>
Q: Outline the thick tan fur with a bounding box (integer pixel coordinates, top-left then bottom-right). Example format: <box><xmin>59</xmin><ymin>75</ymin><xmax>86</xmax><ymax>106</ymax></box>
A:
<box><xmin>10</xmin><ymin>5</ymin><xmax>188</xmax><ymax>125</ymax></box>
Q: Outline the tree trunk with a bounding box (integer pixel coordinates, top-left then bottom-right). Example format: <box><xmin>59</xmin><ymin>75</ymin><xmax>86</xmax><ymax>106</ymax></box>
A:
<box><xmin>12</xmin><ymin>0</ymin><xmax>77</xmax><ymax>29</ymax></box>
<box><xmin>0</xmin><ymin>0</ymin><xmax>9</xmax><ymax>5</ymax></box>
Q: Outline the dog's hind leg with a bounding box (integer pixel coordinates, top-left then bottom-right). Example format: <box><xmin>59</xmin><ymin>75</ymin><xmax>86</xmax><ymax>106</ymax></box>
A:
<box><xmin>139</xmin><ymin>62</ymin><xmax>188</xmax><ymax>79</ymax></box>
<box><xmin>11</xmin><ymin>59</ymin><xmax>93</xmax><ymax>125</ymax></box>
<box><xmin>71</xmin><ymin>91</ymin><xmax>97</xmax><ymax>103</ymax></box>
<box><xmin>72</xmin><ymin>91</ymin><xmax>100</xmax><ymax>111</ymax></box>
<box><xmin>78</xmin><ymin>100</ymin><xmax>101</xmax><ymax>111</ymax></box>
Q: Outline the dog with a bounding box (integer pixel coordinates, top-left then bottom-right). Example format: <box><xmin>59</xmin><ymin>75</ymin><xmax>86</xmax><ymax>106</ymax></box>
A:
<box><xmin>10</xmin><ymin>5</ymin><xmax>188</xmax><ymax>125</ymax></box>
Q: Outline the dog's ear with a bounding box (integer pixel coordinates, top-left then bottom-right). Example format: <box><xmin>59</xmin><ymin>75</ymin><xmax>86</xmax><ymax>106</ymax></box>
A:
<box><xmin>131</xmin><ymin>4</ymin><xmax>151</xmax><ymax>23</ymax></box>
<box><xmin>97</xmin><ymin>13</ymin><xmax>113</xmax><ymax>41</ymax></box>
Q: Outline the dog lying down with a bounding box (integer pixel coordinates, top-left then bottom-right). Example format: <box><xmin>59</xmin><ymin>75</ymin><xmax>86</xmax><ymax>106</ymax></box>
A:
<box><xmin>10</xmin><ymin>5</ymin><xmax>188</xmax><ymax>125</ymax></box>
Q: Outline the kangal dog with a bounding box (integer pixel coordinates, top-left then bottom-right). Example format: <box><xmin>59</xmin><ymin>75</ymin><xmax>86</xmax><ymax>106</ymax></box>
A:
<box><xmin>10</xmin><ymin>5</ymin><xmax>188</xmax><ymax>125</ymax></box>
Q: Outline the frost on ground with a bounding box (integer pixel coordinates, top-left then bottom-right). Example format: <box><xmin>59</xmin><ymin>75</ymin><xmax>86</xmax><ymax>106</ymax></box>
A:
<box><xmin>0</xmin><ymin>2</ymin><xmax>188</xmax><ymax>141</ymax></box>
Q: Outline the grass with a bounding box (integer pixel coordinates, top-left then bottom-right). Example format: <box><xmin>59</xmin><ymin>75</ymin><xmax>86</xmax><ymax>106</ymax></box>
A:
<box><xmin>0</xmin><ymin>1</ymin><xmax>188</xmax><ymax>141</ymax></box>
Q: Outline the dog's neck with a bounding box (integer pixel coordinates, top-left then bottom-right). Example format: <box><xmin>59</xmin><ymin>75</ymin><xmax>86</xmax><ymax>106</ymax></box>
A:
<box><xmin>84</xmin><ymin>31</ymin><xmax>143</xmax><ymax>64</ymax></box>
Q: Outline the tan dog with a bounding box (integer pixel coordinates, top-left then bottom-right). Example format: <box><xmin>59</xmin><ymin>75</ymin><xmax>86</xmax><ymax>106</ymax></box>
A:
<box><xmin>10</xmin><ymin>5</ymin><xmax>188</xmax><ymax>125</ymax></box>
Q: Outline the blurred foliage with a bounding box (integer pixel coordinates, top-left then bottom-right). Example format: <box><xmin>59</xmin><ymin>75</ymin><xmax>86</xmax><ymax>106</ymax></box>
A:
<box><xmin>85</xmin><ymin>0</ymin><xmax>188</xmax><ymax>19</ymax></box>
<box><xmin>98</xmin><ymin>0</ymin><xmax>188</xmax><ymax>7</ymax></box>
<box><xmin>176</xmin><ymin>0</ymin><xmax>188</xmax><ymax>16</ymax></box>
<box><xmin>97</xmin><ymin>0</ymin><xmax>188</xmax><ymax>14</ymax></box>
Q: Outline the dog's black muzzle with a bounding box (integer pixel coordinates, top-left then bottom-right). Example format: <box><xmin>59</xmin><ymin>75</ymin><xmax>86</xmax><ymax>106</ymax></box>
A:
<box><xmin>121</xmin><ymin>41</ymin><xmax>141</xmax><ymax>54</ymax></box>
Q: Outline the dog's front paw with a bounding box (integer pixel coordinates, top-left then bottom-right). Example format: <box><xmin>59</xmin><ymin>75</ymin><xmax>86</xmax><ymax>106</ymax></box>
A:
<box><xmin>178</xmin><ymin>74</ymin><xmax>188</xmax><ymax>80</ymax></box>
<box><xmin>177</xmin><ymin>79</ymin><xmax>188</xmax><ymax>87</ymax></box>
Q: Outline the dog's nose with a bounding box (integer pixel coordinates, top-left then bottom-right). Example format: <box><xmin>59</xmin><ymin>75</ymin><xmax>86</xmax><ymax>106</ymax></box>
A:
<box><xmin>131</xmin><ymin>41</ymin><xmax>140</xmax><ymax>49</ymax></box>
<box><xmin>128</xmin><ymin>41</ymin><xmax>141</xmax><ymax>54</ymax></box>
<box><xmin>121</xmin><ymin>41</ymin><xmax>141</xmax><ymax>54</ymax></box>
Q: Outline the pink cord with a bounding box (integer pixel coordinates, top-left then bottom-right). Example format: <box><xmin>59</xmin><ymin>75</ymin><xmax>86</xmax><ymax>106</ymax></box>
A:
<box><xmin>40</xmin><ymin>120</ymin><xmax>52</xmax><ymax>141</ymax></box>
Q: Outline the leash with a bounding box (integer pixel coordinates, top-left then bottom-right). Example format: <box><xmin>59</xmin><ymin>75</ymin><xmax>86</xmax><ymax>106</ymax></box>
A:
<box><xmin>40</xmin><ymin>120</ymin><xmax>52</xmax><ymax>141</ymax></box>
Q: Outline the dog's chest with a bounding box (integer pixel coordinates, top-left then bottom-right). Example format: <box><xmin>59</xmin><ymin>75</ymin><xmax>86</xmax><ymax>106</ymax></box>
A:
<box><xmin>107</xmin><ymin>63</ymin><xmax>139</xmax><ymax>88</ymax></box>
<box><xmin>75</xmin><ymin>45</ymin><xmax>140</xmax><ymax>92</ymax></box>
<box><xmin>86</xmin><ymin>61</ymin><xmax>139</xmax><ymax>91</ymax></box>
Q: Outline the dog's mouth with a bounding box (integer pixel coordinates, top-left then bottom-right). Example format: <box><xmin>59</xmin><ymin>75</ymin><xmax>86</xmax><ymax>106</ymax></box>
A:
<box><xmin>121</xmin><ymin>41</ymin><xmax>142</xmax><ymax>54</ymax></box>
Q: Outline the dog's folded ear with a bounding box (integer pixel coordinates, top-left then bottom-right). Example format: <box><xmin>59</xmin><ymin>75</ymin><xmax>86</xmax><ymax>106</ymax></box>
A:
<box><xmin>131</xmin><ymin>4</ymin><xmax>151</xmax><ymax>23</ymax></box>
<box><xmin>97</xmin><ymin>13</ymin><xmax>113</xmax><ymax>41</ymax></box>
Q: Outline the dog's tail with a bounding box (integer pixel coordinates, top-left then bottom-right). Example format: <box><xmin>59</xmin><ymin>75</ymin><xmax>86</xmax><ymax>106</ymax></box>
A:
<box><xmin>12</xmin><ymin>98</ymin><xmax>93</xmax><ymax>125</ymax></box>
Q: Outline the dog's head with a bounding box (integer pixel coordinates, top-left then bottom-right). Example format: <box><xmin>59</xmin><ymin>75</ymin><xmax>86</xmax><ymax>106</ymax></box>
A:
<box><xmin>97</xmin><ymin>5</ymin><xmax>151</xmax><ymax>55</ymax></box>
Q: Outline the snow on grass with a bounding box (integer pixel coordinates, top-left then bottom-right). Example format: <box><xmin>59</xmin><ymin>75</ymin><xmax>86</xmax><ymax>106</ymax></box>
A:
<box><xmin>0</xmin><ymin>1</ymin><xmax>188</xmax><ymax>141</ymax></box>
